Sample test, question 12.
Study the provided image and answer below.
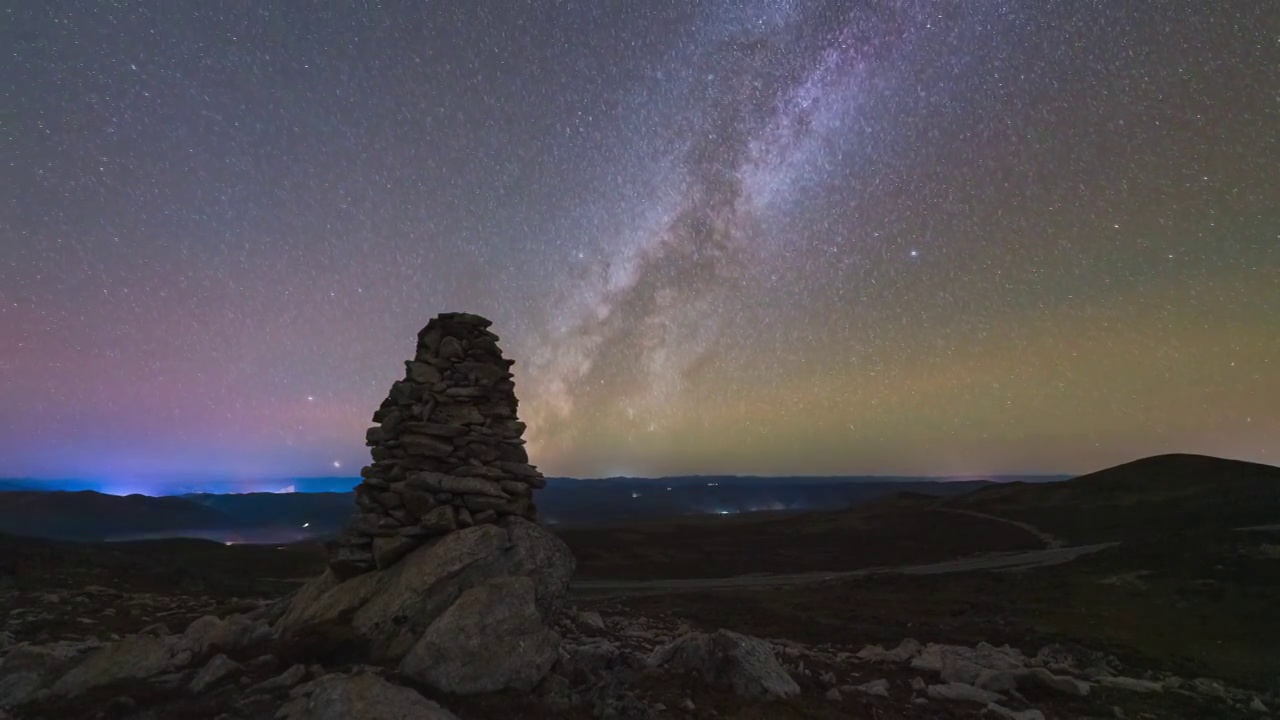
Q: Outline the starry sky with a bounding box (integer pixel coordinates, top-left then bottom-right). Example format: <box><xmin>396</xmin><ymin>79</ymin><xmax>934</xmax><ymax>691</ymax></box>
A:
<box><xmin>3</xmin><ymin>0</ymin><xmax>1278</xmax><ymax>485</ymax></box>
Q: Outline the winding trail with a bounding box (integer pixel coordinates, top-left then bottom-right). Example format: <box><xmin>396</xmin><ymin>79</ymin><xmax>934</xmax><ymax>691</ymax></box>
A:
<box><xmin>932</xmin><ymin>507</ymin><xmax>1065</xmax><ymax>549</ymax></box>
<box><xmin>570</xmin><ymin>542</ymin><xmax>1119</xmax><ymax>597</ymax></box>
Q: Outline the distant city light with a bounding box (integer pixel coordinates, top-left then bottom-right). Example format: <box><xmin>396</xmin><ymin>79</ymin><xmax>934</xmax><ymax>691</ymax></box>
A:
<box><xmin>631</xmin><ymin>492</ymin><xmax>641</xmax><ymax>499</ymax></box>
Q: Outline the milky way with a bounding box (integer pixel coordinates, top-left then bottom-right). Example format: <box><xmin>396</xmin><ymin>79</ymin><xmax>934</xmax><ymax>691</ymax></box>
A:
<box><xmin>3</xmin><ymin>1</ymin><xmax>1278</xmax><ymax>484</ymax></box>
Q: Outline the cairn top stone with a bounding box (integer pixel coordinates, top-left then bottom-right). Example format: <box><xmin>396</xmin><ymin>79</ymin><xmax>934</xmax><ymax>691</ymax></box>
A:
<box><xmin>326</xmin><ymin>311</ymin><xmax>545</xmax><ymax>579</ymax></box>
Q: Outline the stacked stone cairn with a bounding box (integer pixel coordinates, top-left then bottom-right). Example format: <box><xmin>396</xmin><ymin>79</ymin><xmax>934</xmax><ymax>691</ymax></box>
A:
<box><xmin>327</xmin><ymin>312</ymin><xmax>546</xmax><ymax>579</ymax></box>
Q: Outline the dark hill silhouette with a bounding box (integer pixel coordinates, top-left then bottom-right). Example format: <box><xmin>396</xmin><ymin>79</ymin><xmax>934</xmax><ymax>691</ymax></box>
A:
<box><xmin>0</xmin><ymin>491</ymin><xmax>237</xmax><ymax>542</ymax></box>
<box><xmin>951</xmin><ymin>454</ymin><xmax>1280</xmax><ymax>542</ymax></box>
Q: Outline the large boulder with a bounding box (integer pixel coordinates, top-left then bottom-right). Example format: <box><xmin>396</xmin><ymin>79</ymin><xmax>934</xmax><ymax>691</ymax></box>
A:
<box><xmin>277</xmin><ymin>673</ymin><xmax>459</xmax><ymax>720</ymax></box>
<box><xmin>648</xmin><ymin>630</ymin><xmax>800</xmax><ymax>700</ymax></box>
<box><xmin>46</xmin><ymin>613</ymin><xmax>269</xmax><ymax>699</ymax></box>
<box><xmin>399</xmin><ymin>576</ymin><xmax>559</xmax><ymax>693</ymax></box>
<box><xmin>275</xmin><ymin>517</ymin><xmax>573</xmax><ymax>692</ymax></box>
<box><xmin>0</xmin><ymin>643</ymin><xmax>86</xmax><ymax>708</ymax></box>
<box><xmin>50</xmin><ymin>634</ymin><xmax>186</xmax><ymax>698</ymax></box>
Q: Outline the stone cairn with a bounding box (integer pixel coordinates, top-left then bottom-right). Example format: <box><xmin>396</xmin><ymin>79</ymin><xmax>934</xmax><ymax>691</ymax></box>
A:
<box><xmin>328</xmin><ymin>312</ymin><xmax>546</xmax><ymax>579</ymax></box>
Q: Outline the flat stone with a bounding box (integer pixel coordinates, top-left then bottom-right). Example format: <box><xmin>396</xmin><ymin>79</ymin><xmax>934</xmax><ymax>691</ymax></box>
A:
<box><xmin>398</xmin><ymin>434</ymin><xmax>454</xmax><ymax>458</ymax></box>
<box><xmin>407</xmin><ymin>472</ymin><xmax>508</xmax><ymax>498</ymax></box>
<box><xmin>398</xmin><ymin>422</ymin><xmax>469</xmax><ymax>438</ymax></box>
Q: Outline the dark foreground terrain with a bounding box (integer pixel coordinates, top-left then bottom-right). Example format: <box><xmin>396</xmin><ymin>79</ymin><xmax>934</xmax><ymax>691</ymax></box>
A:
<box><xmin>1</xmin><ymin>454</ymin><xmax>1277</xmax><ymax>719</ymax></box>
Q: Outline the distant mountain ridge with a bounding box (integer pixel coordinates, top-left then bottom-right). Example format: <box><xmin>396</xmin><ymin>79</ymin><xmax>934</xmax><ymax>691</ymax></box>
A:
<box><xmin>2</xmin><ymin>455</ymin><xmax>1271</xmax><ymax>543</ymax></box>
<box><xmin>0</xmin><ymin>475</ymin><xmax>1056</xmax><ymax>541</ymax></box>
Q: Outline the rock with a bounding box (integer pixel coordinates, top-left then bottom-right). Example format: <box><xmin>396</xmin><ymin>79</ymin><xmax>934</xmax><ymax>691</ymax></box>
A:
<box><xmin>911</xmin><ymin>676</ymin><xmax>927</xmax><ymax>691</ymax></box>
<box><xmin>976</xmin><ymin>669</ymin><xmax>1021</xmax><ymax>693</ymax></box>
<box><xmin>400</xmin><ymin>434</ymin><xmax>455</xmax><ymax>458</ymax></box>
<box><xmin>276</xmin><ymin>672</ymin><xmax>459</xmax><ymax>720</ymax></box>
<box><xmin>418</xmin><ymin>506</ymin><xmax>458</xmax><ymax>534</ymax></box>
<box><xmin>51</xmin><ymin>634</ymin><xmax>186</xmax><ymax>697</ymax></box>
<box><xmin>277</xmin><ymin>524</ymin><xmax>511</xmax><ymax>659</ymax></box>
<box><xmin>1097</xmin><ymin>676</ymin><xmax>1164</xmax><ymax>693</ymax></box>
<box><xmin>0</xmin><ymin>643</ymin><xmax>85</xmax><ymax>708</ymax></box>
<box><xmin>912</xmin><ymin>642</ymin><xmax>1027</xmax><ymax>684</ymax></box>
<box><xmin>578</xmin><ymin>610</ymin><xmax>606</xmax><ymax>631</ymax></box>
<box><xmin>178</xmin><ymin>614</ymin><xmax>271</xmax><ymax>658</ymax></box>
<box><xmin>986</xmin><ymin>703</ymin><xmax>1046</xmax><ymax>720</ymax></box>
<box><xmin>648</xmin><ymin>629</ymin><xmax>800</xmax><ymax>700</ymax></box>
<box><xmin>560</xmin><ymin>639</ymin><xmax>621</xmax><ymax>676</ymax></box>
<box><xmin>372</xmin><ymin>536</ymin><xmax>419</xmax><ymax>569</ymax></box>
<box><xmin>1250</xmin><ymin>697</ymin><xmax>1269</xmax><ymax>713</ymax></box>
<box><xmin>1191</xmin><ymin>677</ymin><xmax>1227</xmax><ymax>697</ymax></box>
<box><xmin>438</xmin><ymin>336</ymin><xmax>464</xmax><ymax>359</ymax></box>
<box><xmin>1023</xmin><ymin>667</ymin><xmax>1091</xmax><ymax>697</ymax></box>
<box><xmin>857</xmin><ymin>638</ymin><xmax>923</xmax><ymax>663</ymax></box>
<box><xmin>849</xmin><ymin>678</ymin><xmax>891</xmax><ymax>698</ymax></box>
<box><xmin>138</xmin><ymin>623</ymin><xmax>171</xmax><ymax>637</ymax></box>
<box><xmin>189</xmin><ymin>654</ymin><xmax>240</xmax><ymax>693</ymax></box>
<box><xmin>926</xmin><ymin>682</ymin><xmax>1002</xmax><ymax>704</ymax></box>
<box><xmin>399</xmin><ymin>576</ymin><xmax>559</xmax><ymax>694</ymax></box>
<box><xmin>825</xmin><ymin>687</ymin><xmax>842</xmax><ymax>701</ymax></box>
<box><xmin>256</xmin><ymin>663</ymin><xmax>307</xmax><ymax>691</ymax></box>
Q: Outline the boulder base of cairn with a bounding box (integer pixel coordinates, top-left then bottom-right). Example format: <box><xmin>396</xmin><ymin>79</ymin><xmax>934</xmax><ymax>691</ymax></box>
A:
<box><xmin>275</xmin><ymin>312</ymin><xmax>575</xmax><ymax>696</ymax></box>
<box><xmin>329</xmin><ymin>312</ymin><xmax>546</xmax><ymax>579</ymax></box>
<box><xmin>275</xmin><ymin>516</ymin><xmax>574</xmax><ymax>694</ymax></box>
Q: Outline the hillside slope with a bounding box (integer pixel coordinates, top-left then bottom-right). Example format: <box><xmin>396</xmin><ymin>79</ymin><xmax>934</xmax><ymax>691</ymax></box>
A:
<box><xmin>950</xmin><ymin>454</ymin><xmax>1280</xmax><ymax>543</ymax></box>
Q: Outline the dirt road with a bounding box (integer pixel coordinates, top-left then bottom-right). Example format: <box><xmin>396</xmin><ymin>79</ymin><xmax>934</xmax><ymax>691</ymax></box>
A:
<box><xmin>933</xmin><ymin>507</ymin><xmax>1065</xmax><ymax>549</ymax></box>
<box><xmin>570</xmin><ymin>542</ymin><xmax>1119</xmax><ymax>596</ymax></box>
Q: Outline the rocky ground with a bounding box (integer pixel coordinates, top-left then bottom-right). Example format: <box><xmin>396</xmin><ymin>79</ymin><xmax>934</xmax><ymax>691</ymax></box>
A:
<box><xmin>2</xmin><ymin>583</ymin><xmax>1275</xmax><ymax>720</ymax></box>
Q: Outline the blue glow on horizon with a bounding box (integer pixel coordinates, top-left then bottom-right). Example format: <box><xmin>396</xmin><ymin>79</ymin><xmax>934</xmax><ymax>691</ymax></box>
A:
<box><xmin>4</xmin><ymin>476</ymin><xmax>361</xmax><ymax>496</ymax></box>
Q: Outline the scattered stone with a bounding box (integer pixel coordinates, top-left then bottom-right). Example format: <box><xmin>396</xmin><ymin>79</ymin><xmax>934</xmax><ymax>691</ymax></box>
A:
<box><xmin>648</xmin><ymin>629</ymin><xmax>800</xmax><ymax>700</ymax></box>
<box><xmin>825</xmin><ymin>687</ymin><xmax>842</xmax><ymax>701</ymax></box>
<box><xmin>50</xmin><ymin>634</ymin><xmax>187</xmax><ymax>697</ymax></box>
<box><xmin>189</xmin><ymin>654</ymin><xmax>240</xmax><ymax>693</ymax></box>
<box><xmin>857</xmin><ymin>638</ymin><xmax>922</xmax><ymax>663</ymax></box>
<box><xmin>849</xmin><ymin>678</ymin><xmax>891</xmax><ymax>698</ymax></box>
<box><xmin>927</xmin><ymin>682</ymin><xmax>1003</xmax><ymax>704</ymax></box>
<box><xmin>255</xmin><ymin>663</ymin><xmax>307</xmax><ymax>691</ymax></box>
<box><xmin>1250</xmin><ymin>697</ymin><xmax>1269</xmax><ymax>713</ymax></box>
<box><xmin>1097</xmin><ymin>676</ymin><xmax>1164</xmax><ymax>693</ymax></box>
<box><xmin>1024</xmin><ymin>667</ymin><xmax>1091</xmax><ymax>697</ymax></box>
<box><xmin>986</xmin><ymin>703</ymin><xmax>1046</xmax><ymax>720</ymax></box>
<box><xmin>276</xmin><ymin>672</ymin><xmax>459</xmax><ymax>720</ymax></box>
<box><xmin>578</xmin><ymin>610</ymin><xmax>606</xmax><ymax>631</ymax></box>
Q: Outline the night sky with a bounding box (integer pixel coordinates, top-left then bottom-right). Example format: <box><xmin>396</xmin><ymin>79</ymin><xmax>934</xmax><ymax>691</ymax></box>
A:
<box><xmin>3</xmin><ymin>1</ymin><xmax>1278</xmax><ymax>485</ymax></box>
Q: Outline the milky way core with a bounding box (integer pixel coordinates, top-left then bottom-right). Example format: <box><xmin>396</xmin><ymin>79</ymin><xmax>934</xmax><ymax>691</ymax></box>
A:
<box><xmin>3</xmin><ymin>1</ymin><xmax>1278</xmax><ymax>482</ymax></box>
